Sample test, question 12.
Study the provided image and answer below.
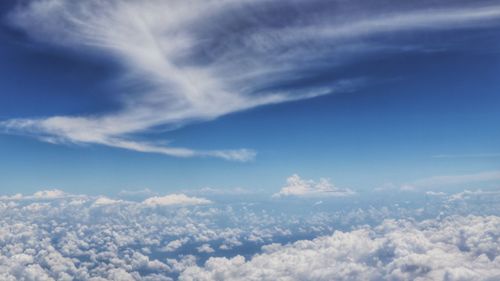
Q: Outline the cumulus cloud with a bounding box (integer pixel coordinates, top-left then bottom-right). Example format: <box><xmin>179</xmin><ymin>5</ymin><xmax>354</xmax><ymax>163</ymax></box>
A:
<box><xmin>32</xmin><ymin>189</ymin><xmax>67</xmax><ymax>199</ymax></box>
<box><xmin>180</xmin><ymin>216</ymin><xmax>500</xmax><ymax>281</ymax></box>
<box><xmin>93</xmin><ymin>196</ymin><xmax>125</xmax><ymax>206</ymax></box>
<box><xmin>161</xmin><ymin>238</ymin><xmax>190</xmax><ymax>252</ymax></box>
<box><xmin>142</xmin><ymin>194</ymin><xmax>212</xmax><ymax>206</ymax></box>
<box><xmin>0</xmin><ymin>188</ymin><xmax>499</xmax><ymax>280</ymax></box>
<box><xmin>2</xmin><ymin>0</ymin><xmax>500</xmax><ymax>160</ymax></box>
<box><xmin>273</xmin><ymin>174</ymin><xmax>355</xmax><ymax>198</ymax></box>
<box><xmin>426</xmin><ymin>191</ymin><xmax>447</xmax><ymax>197</ymax></box>
<box><xmin>197</xmin><ymin>244</ymin><xmax>215</xmax><ymax>254</ymax></box>
<box><xmin>0</xmin><ymin>189</ymin><xmax>77</xmax><ymax>200</ymax></box>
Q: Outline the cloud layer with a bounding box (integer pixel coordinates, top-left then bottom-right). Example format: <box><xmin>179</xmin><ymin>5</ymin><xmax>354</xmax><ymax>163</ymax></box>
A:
<box><xmin>2</xmin><ymin>0</ymin><xmax>500</xmax><ymax>159</ymax></box>
<box><xmin>0</xmin><ymin>187</ymin><xmax>499</xmax><ymax>280</ymax></box>
<box><xmin>181</xmin><ymin>215</ymin><xmax>500</xmax><ymax>281</ymax></box>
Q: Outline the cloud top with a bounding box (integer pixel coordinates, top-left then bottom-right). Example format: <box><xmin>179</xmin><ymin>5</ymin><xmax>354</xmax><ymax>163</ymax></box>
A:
<box><xmin>273</xmin><ymin>174</ymin><xmax>355</xmax><ymax>197</ymax></box>
<box><xmin>180</xmin><ymin>215</ymin><xmax>500</xmax><ymax>281</ymax></box>
<box><xmin>142</xmin><ymin>193</ymin><xmax>212</xmax><ymax>206</ymax></box>
<box><xmin>0</xmin><ymin>187</ymin><xmax>499</xmax><ymax>280</ymax></box>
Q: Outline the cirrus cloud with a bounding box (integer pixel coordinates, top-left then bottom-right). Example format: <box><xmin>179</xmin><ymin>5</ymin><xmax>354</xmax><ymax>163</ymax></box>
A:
<box><xmin>2</xmin><ymin>0</ymin><xmax>500</xmax><ymax>160</ymax></box>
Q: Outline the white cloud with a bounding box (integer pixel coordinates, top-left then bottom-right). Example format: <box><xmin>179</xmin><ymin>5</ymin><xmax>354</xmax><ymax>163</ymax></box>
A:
<box><xmin>186</xmin><ymin>187</ymin><xmax>256</xmax><ymax>196</ymax></box>
<box><xmin>0</xmin><ymin>188</ymin><xmax>499</xmax><ymax>280</ymax></box>
<box><xmin>404</xmin><ymin>170</ymin><xmax>500</xmax><ymax>190</ymax></box>
<box><xmin>93</xmin><ymin>196</ymin><xmax>124</xmax><ymax>206</ymax></box>
<box><xmin>161</xmin><ymin>238</ymin><xmax>189</xmax><ymax>252</ymax></box>
<box><xmin>142</xmin><ymin>194</ymin><xmax>212</xmax><ymax>206</ymax></box>
<box><xmin>426</xmin><ymin>191</ymin><xmax>447</xmax><ymax>196</ymax></box>
<box><xmin>197</xmin><ymin>244</ymin><xmax>215</xmax><ymax>254</ymax></box>
<box><xmin>118</xmin><ymin>188</ymin><xmax>157</xmax><ymax>199</ymax></box>
<box><xmin>433</xmin><ymin>153</ymin><xmax>500</xmax><ymax>159</ymax></box>
<box><xmin>0</xmin><ymin>189</ymin><xmax>79</xmax><ymax>201</ymax></box>
<box><xmin>180</xmin><ymin>216</ymin><xmax>500</xmax><ymax>281</ymax></box>
<box><xmin>3</xmin><ymin>1</ymin><xmax>499</xmax><ymax>160</ymax></box>
<box><xmin>273</xmin><ymin>174</ymin><xmax>355</xmax><ymax>198</ymax></box>
<box><xmin>32</xmin><ymin>189</ymin><xmax>67</xmax><ymax>199</ymax></box>
<box><xmin>447</xmin><ymin>189</ymin><xmax>500</xmax><ymax>202</ymax></box>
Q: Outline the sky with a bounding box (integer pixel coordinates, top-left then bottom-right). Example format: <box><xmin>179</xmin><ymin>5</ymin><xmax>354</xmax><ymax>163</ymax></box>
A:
<box><xmin>1</xmin><ymin>0</ymin><xmax>499</xmax><ymax>196</ymax></box>
<box><xmin>1</xmin><ymin>1</ymin><xmax>500</xmax><ymax>280</ymax></box>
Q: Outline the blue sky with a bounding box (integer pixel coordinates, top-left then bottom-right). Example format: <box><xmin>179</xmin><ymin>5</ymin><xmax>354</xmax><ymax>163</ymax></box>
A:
<box><xmin>2</xmin><ymin>2</ymin><xmax>500</xmax><ymax>280</ymax></box>
<box><xmin>1</xmin><ymin>0</ymin><xmax>500</xmax><ymax>195</ymax></box>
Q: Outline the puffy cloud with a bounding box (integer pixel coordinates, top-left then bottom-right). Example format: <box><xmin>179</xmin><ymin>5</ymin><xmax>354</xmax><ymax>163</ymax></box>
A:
<box><xmin>161</xmin><ymin>238</ymin><xmax>189</xmax><ymax>252</ymax></box>
<box><xmin>93</xmin><ymin>196</ymin><xmax>124</xmax><ymax>206</ymax></box>
<box><xmin>0</xmin><ymin>189</ymin><xmax>79</xmax><ymax>201</ymax></box>
<box><xmin>197</xmin><ymin>244</ymin><xmax>215</xmax><ymax>254</ymax></box>
<box><xmin>0</xmin><ymin>188</ymin><xmax>498</xmax><ymax>280</ymax></box>
<box><xmin>426</xmin><ymin>191</ymin><xmax>447</xmax><ymax>197</ymax></box>
<box><xmin>142</xmin><ymin>194</ymin><xmax>212</xmax><ymax>206</ymax></box>
<box><xmin>273</xmin><ymin>174</ymin><xmax>355</xmax><ymax>198</ymax></box>
<box><xmin>32</xmin><ymin>189</ymin><xmax>67</xmax><ymax>199</ymax></box>
<box><xmin>180</xmin><ymin>216</ymin><xmax>500</xmax><ymax>281</ymax></box>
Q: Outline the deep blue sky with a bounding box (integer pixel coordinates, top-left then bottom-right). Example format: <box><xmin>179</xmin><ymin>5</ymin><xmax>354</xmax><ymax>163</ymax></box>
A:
<box><xmin>0</xmin><ymin>0</ymin><xmax>499</xmax><ymax>195</ymax></box>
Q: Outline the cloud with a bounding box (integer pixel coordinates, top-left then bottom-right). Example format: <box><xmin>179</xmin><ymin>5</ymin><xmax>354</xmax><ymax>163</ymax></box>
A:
<box><xmin>185</xmin><ymin>187</ymin><xmax>256</xmax><ymax>196</ymax></box>
<box><xmin>377</xmin><ymin>171</ymin><xmax>500</xmax><ymax>192</ymax></box>
<box><xmin>447</xmin><ymin>189</ymin><xmax>500</xmax><ymax>203</ymax></box>
<box><xmin>0</xmin><ymin>188</ymin><xmax>499</xmax><ymax>280</ymax></box>
<box><xmin>118</xmin><ymin>188</ymin><xmax>158</xmax><ymax>199</ymax></box>
<box><xmin>180</xmin><ymin>216</ymin><xmax>500</xmax><ymax>281</ymax></box>
<box><xmin>93</xmin><ymin>196</ymin><xmax>124</xmax><ymax>206</ymax></box>
<box><xmin>273</xmin><ymin>174</ymin><xmax>355</xmax><ymax>198</ymax></box>
<box><xmin>0</xmin><ymin>189</ymin><xmax>78</xmax><ymax>200</ymax></box>
<box><xmin>433</xmin><ymin>153</ymin><xmax>500</xmax><ymax>159</ymax></box>
<box><xmin>197</xmin><ymin>244</ymin><xmax>215</xmax><ymax>254</ymax></box>
<box><xmin>142</xmin><ymin>193</ymin><xmax>212</xmax><ymax>206</ymax></box>
<box><xmin>426</xmin><ymin>191</ymin><xmax>447</xmax><ymax>197</ymax></box>
<box><xmin>32</xmin><ymin>189</ymin><xmax>67</xmax><ymax>199</ymax></box>
<box><xmin>3</xmin><ymin>1</ymin><xmax>500</xmax><ymax>160</ymax></box>
<box><xmin>161</xmin><ymin>238</ymin><xmax>189</xmax><ymax>252</ymax></box>
<box><xmin>404</xmin><ymin>170</ymin><xmax>500</xmax><ymax>190</ymax></box>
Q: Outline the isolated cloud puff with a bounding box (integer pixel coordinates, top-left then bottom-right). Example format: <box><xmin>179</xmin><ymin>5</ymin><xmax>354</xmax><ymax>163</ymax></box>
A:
<box><xmin>93</xmin><ymin>196</ymin><xmax>125</xmax><ymax>206</ymax></box>
<box><xmin>142</xmin><ymin>194</ymin><xmax>212</xmax><ymax>206</ymax></box>
<box><xmin>180</xmin><ymin>215</ymin><xmax>500</xmax><ymax>281</ymax></box>
<box><xmin>273</xmin><ymin>174</ymin><xmax>355</xmax><ymax>198</ymax></box>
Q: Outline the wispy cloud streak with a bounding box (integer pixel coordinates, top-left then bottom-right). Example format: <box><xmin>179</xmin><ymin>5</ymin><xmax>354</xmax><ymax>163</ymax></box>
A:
<box><xmin>433</xmin><ymin>153</ymin><xmax>500</xmax><ymax>159</ymax></box>
<box><xmin>2</xmin><ymin>0</ymin><xmax>500</xmax><ymax>160</ymax></box>
<box><xmin>401</xmin><ymin>170</ymin><xmax>500</xmax><ymax>190</ymax></box>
